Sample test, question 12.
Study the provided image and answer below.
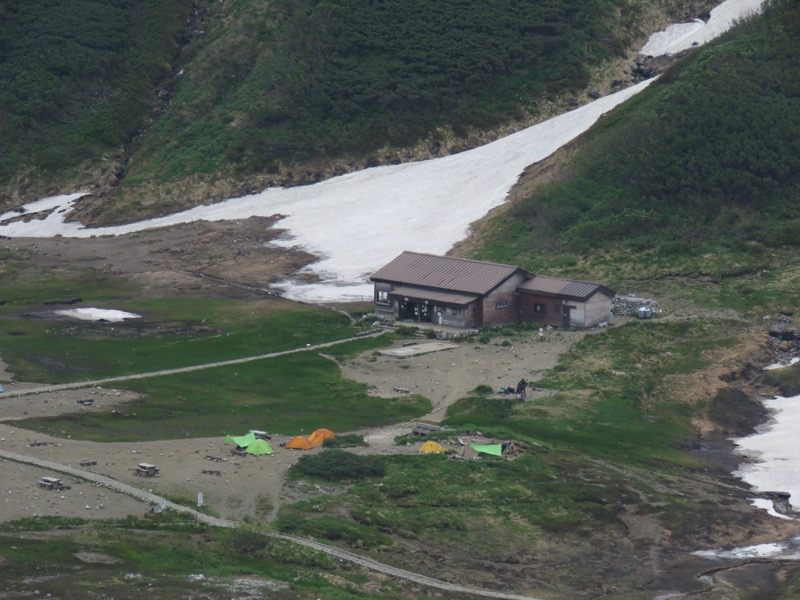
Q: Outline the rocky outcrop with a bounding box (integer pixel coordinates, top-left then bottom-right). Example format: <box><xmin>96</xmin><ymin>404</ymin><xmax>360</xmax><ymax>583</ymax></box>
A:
<box><xmin>768</xmin><ymin>320</ymin><xmax>798</xmax><ymax>342</ymax></box>
<box><xmin>612</xmin><ymin>294</ymin><xmax>661</xmax><ymax>316</ymax></box>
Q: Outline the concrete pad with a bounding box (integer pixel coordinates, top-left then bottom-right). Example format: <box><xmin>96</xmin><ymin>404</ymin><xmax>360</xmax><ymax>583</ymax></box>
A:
<box><xmin>379</xmin><ymin>342</ymin><xmax>459</xmax><ymax>357</ymax></box>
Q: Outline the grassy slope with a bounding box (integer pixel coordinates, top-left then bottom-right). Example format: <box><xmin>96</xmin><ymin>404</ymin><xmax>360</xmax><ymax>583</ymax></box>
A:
<box><xmin>1</xmin><ymin>0</ymin><xmax>698</xmax><ymax>219</ymax></box>
<box><xmin>140</xmin><ymin>0</ymin><xmax>624</xmax><ymax>171</ymax></box>
<box><xmin>0</xmin><ymin>517</ymin><xmax>436</xmax><ymax>599</ymax></box>
<box><xmin>0</xmin><ymin>0</ymin><xmax>192</xmax><ymax>198</ymax></box>
<box><xmin>470</xmin><ymin>0</ymin><xmax>800</xmax><ymax>289</ymax></box>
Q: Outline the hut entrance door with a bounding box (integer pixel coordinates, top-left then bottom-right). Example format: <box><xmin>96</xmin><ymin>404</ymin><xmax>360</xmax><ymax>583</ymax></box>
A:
<box><xmin>402</xmin><ymin>301</ymin><xmax>432</xmax><ymax>322</ymax></box>
<box><xmin>562</xmin><ymin>305</ymin><xmax>574</xmax><ymax>328</ymax></box>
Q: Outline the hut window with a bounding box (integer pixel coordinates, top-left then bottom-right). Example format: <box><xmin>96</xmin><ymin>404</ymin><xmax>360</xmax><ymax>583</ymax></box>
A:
<box><xmin>533</xmin><ymin>303</ymin><xmax>547</xmax><ymax>313</ymax></box>
<box><xmin>495</xmin><ymin>301</ymin><xmax>509</xmax><ymax>309</ymax></box>
<box><xmin>376</xmin><ymin>290</ymin><xmax>389</xmax><ymax>304</ymax></box>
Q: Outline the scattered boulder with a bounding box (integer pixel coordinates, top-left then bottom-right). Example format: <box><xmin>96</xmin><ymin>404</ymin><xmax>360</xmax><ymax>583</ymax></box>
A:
<box><xmin>768</xmin><ymin>321</ymin><xmax>798</xmax><ymax>341</ymax></box>
<box><xmin>763</xmin><ymin>491</ymin><xmax>793</xmax><ymax>516</ymax></box>
<box><xmin>612</xmin><ymin>294</ymin><xmax>660</xmax><ymax>316</ymax></box>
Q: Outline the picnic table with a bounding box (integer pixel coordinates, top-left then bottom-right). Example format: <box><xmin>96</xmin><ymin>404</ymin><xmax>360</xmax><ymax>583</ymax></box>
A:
<box><xmin>133</xmin><ymin>463</ymin><xmax>160</xmax><ymax>477</ymax></box>
<box><xmin>38</xmin><ymin>477</ymin><xmax>71</xmax><ymax>491</ymax></box>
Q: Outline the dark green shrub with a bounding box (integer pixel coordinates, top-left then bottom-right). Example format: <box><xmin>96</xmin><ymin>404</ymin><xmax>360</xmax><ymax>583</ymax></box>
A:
<box><xmin>292</xmin><ymin>449</ymin><xmax>386</xmax><ymax>481</ymax></box>
<box><xmin>227</xmin><ymin>529</ymin><xmax>270</xmax><ymax>555</ymax></box>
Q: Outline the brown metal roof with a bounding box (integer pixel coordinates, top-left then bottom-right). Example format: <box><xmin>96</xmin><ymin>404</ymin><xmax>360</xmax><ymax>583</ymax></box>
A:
<box><xmin>518</xmin><ymin>275</ymin><xmax>614</xmax><ymax>301</ymax></box>
<box><xmin>389</xmin><ymin>286</ymin><xmax>478</xmax><ymax>307</ymax></box>
<box><xmin>371</xmin><ymin>251</ymin><xmax>524</xmax><ymax>295</ymax></box>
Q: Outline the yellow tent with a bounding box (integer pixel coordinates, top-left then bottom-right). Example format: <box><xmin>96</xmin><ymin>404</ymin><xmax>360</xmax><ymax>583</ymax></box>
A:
<box><xmin>285</xmin><ymin>436</ymin><xmax>314</xmax><ymax>450</ymax></box>
<box><xmin>308</xmin><ymin>428</ymin><xmax>336</xmax><ymax>446</ymax></box>
<box><xmin>418</xmin><ymin>441</ymin><xmax>446</xmax><ymax>454</ymax></box>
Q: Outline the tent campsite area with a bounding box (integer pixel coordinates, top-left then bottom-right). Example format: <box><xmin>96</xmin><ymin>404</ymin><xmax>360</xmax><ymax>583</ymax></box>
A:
<box><xmin>225</xmin><ymin>428</ymin><xmax>338</xmax><ymax>455</ymax></box>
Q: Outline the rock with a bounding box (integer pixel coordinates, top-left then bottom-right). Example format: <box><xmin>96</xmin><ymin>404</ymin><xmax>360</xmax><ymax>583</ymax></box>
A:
<box><xmin>612</xmin><ymin>294</ymin><xmax>660</xmax><ymax>316</ymax></box>
<box><xmin>769</xmin><ymin>321</ymin><xmax>798</xmax><ymax>341</ymax></box>
<box><xmin>764</xmin><ymin>491</ymin><xmax>793</xmax><ymax>515</ymax></box>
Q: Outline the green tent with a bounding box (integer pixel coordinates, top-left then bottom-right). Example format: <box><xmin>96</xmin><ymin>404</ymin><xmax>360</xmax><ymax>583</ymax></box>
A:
<box><xmin>245</xmin><ymin>438</ymin><xmax>274</xmax><ymax>455</ymax></box>
<box><xmin>226</xmin><ymin>432</ymin><xmax>256</xmax><ymax>448</ymax></box>
<box><xmin>470</xmin><ymin>443</ymin><xmax>503</xmax><ymax>457</ymax></box>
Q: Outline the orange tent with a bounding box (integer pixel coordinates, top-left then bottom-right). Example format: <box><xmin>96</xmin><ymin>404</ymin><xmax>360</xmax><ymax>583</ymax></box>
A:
<box><xmin>308</xmin><ymin>428</ymin><xmax>336</xmax><ymax>446</ymax></box>
<box><xmin>285</xmin><ymin>435</ymin><xmax>314</xmax><ymax>450</ymax></box>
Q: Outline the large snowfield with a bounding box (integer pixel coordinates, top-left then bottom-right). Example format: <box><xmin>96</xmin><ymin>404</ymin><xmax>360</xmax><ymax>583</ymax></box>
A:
<box><xmin>4</xmin><ymin>0</ymin><xmax>795</xmax><ymax>532</ymax></box>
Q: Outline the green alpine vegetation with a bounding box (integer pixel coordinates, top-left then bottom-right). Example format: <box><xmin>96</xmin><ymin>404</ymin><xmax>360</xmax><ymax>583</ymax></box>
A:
<box><xmin>473</xmin><ymin>0</ymin><xmax>800</xmax><ymax>277</ymax></box>
<box><xmin>0</xmin><ymin>0</ymin><xmax>193</xmax><ymax>195</ymax></box>
<box><xmin>0</xmin><ymin>517</ymin><xmax>436</xmax><ymax>599</ymax></box>
<box><xmin>1</xmin><ymin>0</ymin><xmax>684</xmax><ymax>217</ymax></box>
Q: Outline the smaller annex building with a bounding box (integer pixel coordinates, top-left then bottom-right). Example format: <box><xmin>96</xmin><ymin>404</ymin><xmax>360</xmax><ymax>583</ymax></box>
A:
<box><xmin>370</xmin><ymin>251</ymin><xmax>614</xmax><ymax>329</ymax></box>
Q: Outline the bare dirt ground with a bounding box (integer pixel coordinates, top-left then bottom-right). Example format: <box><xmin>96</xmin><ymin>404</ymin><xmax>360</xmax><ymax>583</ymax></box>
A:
<box><xmin>0</xmin><ymin>216</ymin><xmax>318</xmax><ymax>298</ymax></box>
<box><xmin>0</xmin><ymin>225</ymin><xmax>595</xmax><ymax>523</ymax></box>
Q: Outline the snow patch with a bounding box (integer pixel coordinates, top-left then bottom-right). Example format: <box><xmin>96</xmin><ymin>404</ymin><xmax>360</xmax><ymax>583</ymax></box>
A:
<box><xmin>734</xmin><ymin>394</ymin><xmax>800</xmax><ymax>512</ymax></box>
<box><xmin>763</xmin><ymin>357</ymin><xmax>800</xmax><ymax>370</ymax></box>
<box><xmin>52</xmin><ymin>308</ymin><xmax>141</xmax><ymax>322</ymax></box>
<box><xmin>641</xmin><ymin>0</ymin><xmax>766</xmax><ymax>56</ymax></box>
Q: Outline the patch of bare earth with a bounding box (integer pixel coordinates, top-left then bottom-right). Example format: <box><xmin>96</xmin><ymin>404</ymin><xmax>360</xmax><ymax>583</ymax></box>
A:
<box><xmin>0</xmin><ymin>217</ymin><xmax>317</xmax><ymax>298</ymax></box>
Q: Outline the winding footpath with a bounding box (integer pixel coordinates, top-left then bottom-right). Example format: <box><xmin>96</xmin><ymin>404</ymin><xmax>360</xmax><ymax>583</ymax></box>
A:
<box><xmin>0</xmin><ymin>332</ymin><xmax>542</xmax><ymax>600</ymax></box>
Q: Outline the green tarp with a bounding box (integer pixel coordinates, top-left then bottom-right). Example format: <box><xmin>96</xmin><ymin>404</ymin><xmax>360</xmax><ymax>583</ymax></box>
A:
<box><xmin>470</xmin><ymin>443</ymin><xmax>503</xmax><ymax>457</ymax></box>
<box><xmin>245</xmin><ymin>439</ymin><xmax>273</xmax><ymax>455</ymax></box>
<box><xmin>225</xmin><ymin>432</ymin><xmax>256</xmax><ymax>448</ymax></box>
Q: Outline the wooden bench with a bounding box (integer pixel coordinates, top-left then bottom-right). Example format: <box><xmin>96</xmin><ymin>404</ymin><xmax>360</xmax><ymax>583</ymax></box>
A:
<box><xmin>412</xmin><ymin>423</ymin><xmax>443</xmax><ymax>436</ymax></box>
<box><xmin>79</xmin><ymin>460</ymin><xmax>97</xmax><ymax>467</ymax></box>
